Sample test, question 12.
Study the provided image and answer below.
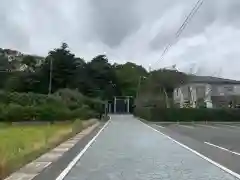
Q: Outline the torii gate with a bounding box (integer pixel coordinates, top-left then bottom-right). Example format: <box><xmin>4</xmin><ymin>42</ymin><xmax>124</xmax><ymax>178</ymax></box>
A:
<box><xmin>108</xmin><ymin>96</ymin><xmax>133</xmax><ymax>114</ymax></box>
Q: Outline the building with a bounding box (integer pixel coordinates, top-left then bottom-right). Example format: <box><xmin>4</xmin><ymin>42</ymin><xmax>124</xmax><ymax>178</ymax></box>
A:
<box><xmin>173</xmin><ymin>76</ymin><xmax>240</xmax><ymax>108</ymax></box>
<box><xmin>0</xmin><ymin>48</ymin><xmax>44</xmax><ymax>71</ymax></box>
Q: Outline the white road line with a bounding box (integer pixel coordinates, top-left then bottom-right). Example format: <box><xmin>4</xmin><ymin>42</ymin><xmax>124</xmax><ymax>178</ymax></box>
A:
<box><xmin>204</xmin><ymin>142</ymin><xmax>240</xmax><ymax>156</ymax></box>
<box><xmin>197</xmin><ymin>124</ymin><xmax>219</xmax><ymax>129</ymax></box>
<box><xmin>218</xmin><ymin>124</ymin><xmax>240</xmax><ymax>129</ymax></box>
<box><xmin>55</xmin><ymin>120</ymin><xmax>111</xmax><ymax>180</ymax></box>
<box><xmin>141</xmin><ymin>121</ymin><xmax>240</xmax><ymax>179</ymax></box>
<box><xmin>179</xmin><ymin>125</ymin><xmax>194</xmax><ymax>129</ymax></box>
<box><xmin>157</xmin><ymin>125</ymin><xmax>165</xmax><ymax>128</ymax></box>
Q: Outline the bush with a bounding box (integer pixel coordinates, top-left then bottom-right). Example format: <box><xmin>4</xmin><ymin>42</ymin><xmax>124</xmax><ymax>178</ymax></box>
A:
<box><xmin>83</xmin><ymin>97</ymin><xmax>105</xmax><ymax>114</ymax></box>
<box><xmin>54</xmin><ymin>89</ymin><xmax>105</xmax><ymax>114</ymax></box>
<box><xmin>34</xmin><ymin>105</ymin><xmax>71</xmax><ymax>122</ymax></box>
<box><xmin>134</xmin><ymin>107</ymin><xmax>240</xmax><ymax>122</ymax></box>
<box><xmin>0</xmin><ymin>104</ymin><xmax>98</xmax><ymax>123</ymax></box>
<box><xmin>0</xmin><ymin>104</ymin><xmax>70</xmax><ymax>122</ymax></box>
<box><xmin>0</xmin><ymin>91</ymin><xmax>66</xmax><ymax>108</ymax></box>
<box><xmin>54</xmin><ymin>89</ymin><xmax>85</xmax><ymax>110</ymax></box>
<box><xmin>0</xmin><ymin>90</ymin><xmax>102</xmax><ymax>122</ymax></box>
<box><xmin>71</xmin><ymin>105</ymin><xmax>98</xmax><ymax>120</ymax></box>
<box><xmin>0</xmin><ymin>104</ymin><xmax>36</xmax><ymax>122</ymax></box>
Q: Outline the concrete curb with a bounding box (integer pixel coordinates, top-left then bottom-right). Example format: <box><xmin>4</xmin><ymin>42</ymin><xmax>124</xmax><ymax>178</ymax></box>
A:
<box><xmin>4</xmin><ymin>122</ymin><xmax>100</xmax><ymax>180</ymax></box>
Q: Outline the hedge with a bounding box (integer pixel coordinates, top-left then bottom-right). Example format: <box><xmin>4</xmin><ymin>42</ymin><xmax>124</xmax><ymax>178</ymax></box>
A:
<box><xmin>54</xmin><ymin>89</ymin><xmax>105</xmax><ymax>114</ymax></box>
<box><xmin>0</xmin><ymin>91</ymin><xmax>66</xmax><ymax>108</ymax></box>
<box><xmin>54</xmin><ymin>89</ymin><xmax>85</xmax><ymax>110</ymax></box>
<box><xmin>0</xmin><ymin>104</ymin><xmax>97</xmax><ymax>122</ymax></box>
<box><xmin>71</xmin><ymin>105</ymin><xmax>98</xmax><ymax>120</ymax></box>
<box><xmin>134</xmin><ymin>107</ymin><xmax>240</xmax><ymax>122</ymax></box>
<box><xmin>0</xmin><ymin>89</ymin><xmax>104</xmax><ymax>122</ymax></box>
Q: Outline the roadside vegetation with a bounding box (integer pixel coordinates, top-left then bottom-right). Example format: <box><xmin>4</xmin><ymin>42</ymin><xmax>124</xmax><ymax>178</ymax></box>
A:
<box><xmin>0</xmin><ymin>89</ymin><xmax>101</xmax><ymax>178</ymax></box>
<box><xmin>0</xmin><ymin>90</ymin><xmax>101</xmax><ymax>123</ymax></box>
<box><xmin>0</xmin><ymin>119</ymin><xmax>97</xmax><ymax>179</ymax></box>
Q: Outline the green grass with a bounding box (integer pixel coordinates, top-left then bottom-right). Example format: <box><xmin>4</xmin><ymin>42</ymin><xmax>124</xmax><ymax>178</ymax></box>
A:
<box><xmin>0</xmin><ymin>123</ymin><xmax>8</xmax><ymax>129</ymax></box>
<box><xmin>0</xmin><ymin>119</ymin><xmax>97</xmax><ymax>179</ymax></box>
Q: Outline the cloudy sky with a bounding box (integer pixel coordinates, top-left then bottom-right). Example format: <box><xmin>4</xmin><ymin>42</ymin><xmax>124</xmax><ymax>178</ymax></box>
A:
<box><xmin>1</xmin><ymin>0</ymin><xmax>240</xmax><ymax>79</ymax></box>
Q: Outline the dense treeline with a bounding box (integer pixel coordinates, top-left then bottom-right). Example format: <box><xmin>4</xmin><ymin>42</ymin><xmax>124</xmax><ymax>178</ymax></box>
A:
<box><xmin>0</xmin><ymin>43</ymin><xmax>150</xmax><ymax>99</ymax></box>
<box><xmin>0</xmin><ymin>43</ymin><xmax>152</xmax><ymax>121</ymax></box>
<box><xmin>0</xmin><ymin>43</ymin><xmax>188</xmax><ymax>119</ymax></box>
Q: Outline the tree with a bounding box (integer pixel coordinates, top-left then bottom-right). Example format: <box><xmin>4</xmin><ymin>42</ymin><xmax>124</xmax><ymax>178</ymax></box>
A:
<box><xmin>40</xmin><ymin>42</ymin><xmax>79</xmax><ymax>93</ymax></box>
<box><xmin>115</xmin><ymin>62</ymin><xmax>148</xmax><ymax>97</ymax></box>
<box><xmin>137</xmin><ymin>69</ymin><xmax>188</xmax><ymax>108</ymax></box>
<box><xmin>3</xmin><ymin>43</ymin><xmax>79</xmax><ymax>93</ymax></box>
<box><xmin>0</xmin><ymin>54</ymin><xmax>11</xmax><ymax>71</ymax></box>
<box><xmin>85</xmin><ymin>55</ymin><xmax>121</xmax><ymax>99</ymax></box>
<box><xmin>21</xmin><ymin>55</ymin><xmax>37</xmax><ymax>72</ymax></box>
<box><xmin>0</xmin><ymin>54</ymin><xmax>11</xmax><ymax>88</ymax></box>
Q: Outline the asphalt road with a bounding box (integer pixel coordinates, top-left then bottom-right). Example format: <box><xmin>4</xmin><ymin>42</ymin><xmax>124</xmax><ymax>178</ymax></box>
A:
<box><xmin>150</xmin><ymin>122</ymin><xmax>240</xmax><ymax>176</ymax></box>
<box><xmin>159</xmin><ymin>122</ymin><xmax>240</xmax><ymax>151</ymax></box>
<box><xmin>58</xmin><ymin>115</ymin><xmax>238</xmax><ymax>180</ymax></box>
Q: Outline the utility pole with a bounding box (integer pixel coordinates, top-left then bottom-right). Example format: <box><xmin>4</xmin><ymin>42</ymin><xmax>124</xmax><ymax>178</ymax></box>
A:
<box><xmin>136</xmin><ymin>76</ymin><xmax>147</xmax><ymax>99</ymax></box>
<box><xmin>136</xmin><ymin>77</ymin><xmax>142</xmax><ymax>99</ymax></box>
<box><xmin>48</xmin><ymin>57</ymin><xmax>53</xmax><ymax>95</ymax></box>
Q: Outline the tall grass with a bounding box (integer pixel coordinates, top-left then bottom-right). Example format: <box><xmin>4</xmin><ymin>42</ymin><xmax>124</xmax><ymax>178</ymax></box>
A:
<box><xmin>0</xmin><ymin>119</ymin><xmax>97</xmax><ymax>179</ymax></box>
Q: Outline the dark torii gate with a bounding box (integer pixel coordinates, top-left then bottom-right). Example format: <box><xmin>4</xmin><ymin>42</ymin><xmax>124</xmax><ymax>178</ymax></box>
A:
<box><xmin>107</xmin><ymin>96</ymin><xmax>133</xmax><ymax>114</ymax></box>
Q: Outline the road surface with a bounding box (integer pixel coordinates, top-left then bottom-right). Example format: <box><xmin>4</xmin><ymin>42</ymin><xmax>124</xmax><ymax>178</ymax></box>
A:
<box><xmin>59</xmin><ymin>115</ymin><xmax>238</xmax><ymax>180</ymax></box>
<box><xmin>151</xmin><ymin>122</ymin><xmax>240</xmax><ymax>175</ymax></box>
<box><xmin>157</xmin><ymin>122</ymin><xmax>240</xmax><ymax>152</ymax></box>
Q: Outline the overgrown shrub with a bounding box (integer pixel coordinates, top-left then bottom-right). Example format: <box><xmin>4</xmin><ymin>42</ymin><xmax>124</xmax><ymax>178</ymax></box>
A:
<box><xmin>0</xmin><ymin>104</ymin><xmax>68</xmax><ymax>122</ymax></box>
<box><xmin>83</xmin><ymin>97</ymin><xmax>104</xmax><ymax>114</ymax></box>
<box><xmin>0</xmin><ymin>104</ymin><xmax>36</xmax><ymax>122</ymax></box>
<box><xmin>135</xmin><ymin>107</ymin><xmax>240</xmax><ymax>122</ymax></box>
<box><xmin>54</xmin><ymin>89</ymin><xmax>105</xmax><ymax>113</ymax></box>
<box><xmin>0</xmin><ymin>104</ymin><xmax>99</xmax><ymax>122</ymax></box>
<box><xmin>54</xmin><ymin>89</ymin><xmax>85</xmax><ymax>110</ymax></box>
<box><xmin>71</xmin><ymin>105</ymin><xmax>98</xmax><ymax>120</ymax></box>
<box><xmin>34</xmin><ymin>105</ymin><xmax>71</xmax><ymax>122</ymax></box>
<box><xmin>0</xmin><ymin>91</ymin><xmax>66</xmax><ymax>108</ymax></box>
<box><xmin>0</xmin><ymin>89</ymin><xmax>102</xmax><ymax>122</ymax></box>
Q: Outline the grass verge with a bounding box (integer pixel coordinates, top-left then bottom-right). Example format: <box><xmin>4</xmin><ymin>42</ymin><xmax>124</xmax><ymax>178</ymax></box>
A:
<box><xmin>0</xmin><ymin>119</ymin><xmax>98</xmax><ymax>179</ymax></box>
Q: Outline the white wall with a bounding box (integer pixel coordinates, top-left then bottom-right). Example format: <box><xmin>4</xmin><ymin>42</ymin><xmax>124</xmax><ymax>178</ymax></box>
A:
<box><xmin>211</xmin><ymin>84</ymin><xmax>240</xmax><ymax>96</ymax></box>
<box><xmin>174</xmin><ymin>83</ymin><xmax>240</xmax><ymax>108</ymax></box>
<box><xmin>234</xmin><ymin>85</ymin><xmax>240</xmax><ymax>94</ymax></box>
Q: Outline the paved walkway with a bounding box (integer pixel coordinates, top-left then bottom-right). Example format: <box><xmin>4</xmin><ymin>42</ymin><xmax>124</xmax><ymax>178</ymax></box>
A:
<box><xmin>63</xmin><ymin>115</ymin><xmax>237</xmax><ymax>180</ymax></box>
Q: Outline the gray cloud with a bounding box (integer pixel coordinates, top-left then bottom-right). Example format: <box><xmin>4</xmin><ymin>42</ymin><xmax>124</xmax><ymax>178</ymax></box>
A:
<box><xmin>0</xmin><ymin>2</ymin><xmax>30</xmax><ymax>51</ymax></box>
<box><xmin>149</xmin><ymin>0</ymin><xmax>240</xmax><ymax>51</ymax></box>
<box><xmin>1</xmin><ymin>0</ymin><xmax>240</xmax><ymax>79</ymax></box>
<box><xmin>89</xmin><ymin>0</ymin><xmax>141</xmax><ymax>47</ymax></box>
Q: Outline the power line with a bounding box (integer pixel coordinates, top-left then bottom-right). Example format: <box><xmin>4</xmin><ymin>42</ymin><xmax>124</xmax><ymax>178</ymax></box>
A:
<box><xmin>175</xmin><ymin>0</ymin><xmax>204</xmax><ymax>39</ymax></box>
<box><xmin>163</xmin><ymin>0</ymin><xmax>204</xmax><ymax>58</ymax></box>
<box><xmin>151</xmin><ymin>0</ymin><xmax>204</xmax><ymax>69</ymax></box>
<box><xmin>162</xmin><ymin>0</ymin><xmax>204</xmax><ymax>59</ymax></box>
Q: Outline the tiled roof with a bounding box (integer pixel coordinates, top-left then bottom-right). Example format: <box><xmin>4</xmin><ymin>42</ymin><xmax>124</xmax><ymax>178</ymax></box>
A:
<box><xmin>188</xmin><ymin>75</ymin><xmax>240</xmax><ymax>84</ymax></box>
